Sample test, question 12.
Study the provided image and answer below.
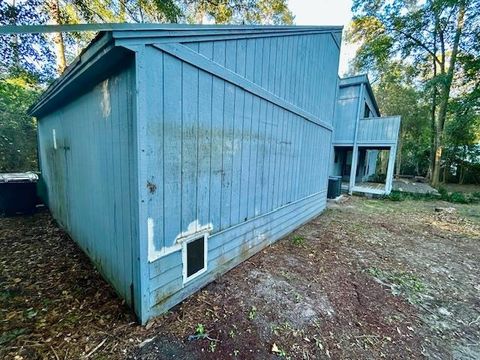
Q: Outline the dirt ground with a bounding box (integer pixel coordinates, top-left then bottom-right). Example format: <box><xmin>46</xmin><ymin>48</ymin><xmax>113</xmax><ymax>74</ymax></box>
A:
<box><xmin>1</xmin><ymin>197</ymin><xmax>479</xmax><ymax>359</ymax></box>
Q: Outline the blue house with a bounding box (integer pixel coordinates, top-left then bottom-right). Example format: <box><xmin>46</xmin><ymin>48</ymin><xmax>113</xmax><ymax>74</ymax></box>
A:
<box><xmin>331</xmin><ymin>75</ymin><xmax>401</xmax><ymax>195</ymax></box>
<box><xmin>31</xmin><ymin>24</ymin><xmax>343</xmax><ymax>323</ymax></box>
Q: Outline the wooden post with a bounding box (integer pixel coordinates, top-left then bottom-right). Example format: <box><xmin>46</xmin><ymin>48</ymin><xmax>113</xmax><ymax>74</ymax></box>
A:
<box><xmin>349</xmin><ymin>146</ymin><xmax>358</xmax><ymax>194</ymax></box>
<box><xmin>349</xmin><ymin>83</ymin><xmax>365</xmax><ymax>194</ymax></box>
<box><xmin>385</xmin><ymin>145</ymin><xmax>396</xmax><ymax>194</ymax></box>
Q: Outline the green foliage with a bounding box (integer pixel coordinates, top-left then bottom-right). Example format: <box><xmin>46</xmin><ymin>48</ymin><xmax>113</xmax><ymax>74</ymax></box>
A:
<box><xmin>248</xmin><ymin>306</ymin><xmax>257</xmax><ymax>320</ymax></box>
<box><xmin>387</xmin><ymin>191</ymin><xmax>404</xmax><ymax>201</ymax></box>
<box><xmin>291</xmin><ymin>235</ymin><xmax>305</xmax><ymax>246</ymax></box>
<box><xmin>0</xmin><ymin>0</ymin><xmax>295</xmax><ymax>173</ymax></box>
<box><xmin>449</xmin><ymin>192</ymin><xmax>469</xmax><ymax>204</ymax></box>
<box><xmin>367</xmin><ymin>267</ymin><xmax>425</xmax><ymax>304</ymax></box>
<box><xmin>373</xmin><ymin>62</ymin><xmax>432</xmax><ymax>176</ymax></box>
<box><xmin>0</xmin><ymin>74</ymin><xmax>40</xmax><ymax>172</ymax></box>
<box><xmin>0</xmin><ymin>328</ymin><xmax>28</xmax><ymax>345</ymax></box>
<box><xmin>387</xmin><ymin>190</ymin><xmax>440</xmax><ymax>202</ymax></box>
<box><xmin>438</xmin><ymin>187</ymin><xmax>448</xmax><ymax>198</ymax></box>
<box><xmin>0</xmin><ymin>0</ymin><xmax>56</xmax><ymax>80</ymax></box>
<box><xmin>348</xmin><ymin>0</ymin><xmax>480</xmax><ymax>184</ymax></box>
<box><xmin>59</xmin><ymin>0</ymin><xmax>294</xmax><ymax>27</ymax></box>
<box><xmin>391</xmin><ymin>187</ymin><xmax>479</xmax><ymax>203</ymax></box>
<box><xmin>183</xmin><ymin>0</ymin><xmax>294</xmax><ymax>24</ymax></box>
<box><xmin>208</xmin><ymin>340</ymin><xmax>217</xmax><ymax>352</ymax></box>
<box><xmin>195</xmin><ymin>323</ymin><xmax>205</xmax><ymax>335</ymax></box>
<box><xmin>438</xmin><ymin>189</ymin><xmax>478</xmax><ymax>204</ymax></box>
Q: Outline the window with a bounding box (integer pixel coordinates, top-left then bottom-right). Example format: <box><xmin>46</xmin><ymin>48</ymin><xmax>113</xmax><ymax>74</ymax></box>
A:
<box><xmin>364</xmin><ymin>104</ymin><xmax>371</xmax><ymax>118</ymax></box>
<box><xmin>182</xmin><ymin>234</ymin><xmax>208</xmax><ymax>284</ymax></box>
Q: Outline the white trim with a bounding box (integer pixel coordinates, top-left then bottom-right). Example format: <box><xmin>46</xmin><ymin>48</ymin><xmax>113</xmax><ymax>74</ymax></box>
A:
<box><xmin>182</xmin><ymin>232</ymin><xmax>208</xmax><ymax>285</ymax></box>
<box><xmin>52</xmin><ymin>129</ymin><xmax>57</xmax><ymax>150</ymax></box>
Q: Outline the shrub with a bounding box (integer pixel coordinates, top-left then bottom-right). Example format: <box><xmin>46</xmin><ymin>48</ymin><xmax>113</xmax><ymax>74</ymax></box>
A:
<box><xmin>448</xmin><ymin>192</ymin><xmax>469</xmax><ymax>204</ymax></box>
<box><xmin>388</xmin><ymin>191</ymin><xmax>404</xmax><ymax>201</ymax></box>
<box><xmin>438</xmin><ymin>187</ymin><xmax>449</xmax><ymax>200</ymax></box>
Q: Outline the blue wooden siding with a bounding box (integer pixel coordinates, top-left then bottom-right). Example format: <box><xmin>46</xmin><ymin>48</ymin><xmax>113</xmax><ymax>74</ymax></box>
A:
<box><xmin>34</xmin><ymin>26</ymin><xmax>343</xmax><ymax>323</ymax></box>
<box><xmin>183</xmin><ymin>33</ymin><xmax>339</xmax><ymax>126</ymax></box>
<box><xmin>334</xmin><ymin>82</ymin><xmax>398</xmax><ymax>145</ymax></box>
<box><xmin>333</xmin><ymin>85</ymin><xmax>360</xmax><ymax>143</ymax></box>
<box><xmin>142</xmin><ymin>34</ymin><xmax>337</xmax><ymax>319</ymax></box>
<box><xmin>357</xmin><ymin>116</ymin><xmax>401</xmax><ymax>145</ymax></box>
<box><xmin>37</xmin><ymin>62</ymin><xmax>137</xmax><ymax>307</ymax></box>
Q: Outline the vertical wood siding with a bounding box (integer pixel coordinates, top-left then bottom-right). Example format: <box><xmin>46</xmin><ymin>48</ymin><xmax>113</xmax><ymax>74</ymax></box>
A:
<box><xmin>357</xmin><ymin>116</ymin><xmax>401</xmax><ymax>144</ymax></box>
<box><xmin>184</xmin><ymin>33</ymin><xmax>339</xmax><ymax>126</ymax></box>
<box><xmin>144</xmin><ymin>33</ymin><xmax>337</xmax><ymax>318</ymax></box>
<box><xmin>333</xmin><ymin>85</ymin><xmax>360</xmax><ymax>143</ymax></box>
<box><xmin>37</xmin><ymin>63</ymin><xmax>136</xmax><ymax>305</ymax></box>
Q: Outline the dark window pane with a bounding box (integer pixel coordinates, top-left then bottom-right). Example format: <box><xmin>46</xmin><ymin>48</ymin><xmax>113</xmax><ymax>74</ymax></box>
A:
<box><xmin>364</xmin><ymin>104</ymin><xmax>371</xmax><ymax>118</ymax></box>
<box><xmin>187</xmin><ymin>237</ymin><xmax>205</xmax><ymax>277</ymax></box>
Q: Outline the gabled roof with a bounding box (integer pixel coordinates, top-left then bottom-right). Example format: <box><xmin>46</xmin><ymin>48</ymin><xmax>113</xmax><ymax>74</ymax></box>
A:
<box><xmin>26</xmin><ymin>24</ymin><xmax>343</xmax><ymax>117</ymax></box>
<box><xmin>339</xmin><ymin>74</ymin><xmax>380</xmax><ymax>116</ymax></box>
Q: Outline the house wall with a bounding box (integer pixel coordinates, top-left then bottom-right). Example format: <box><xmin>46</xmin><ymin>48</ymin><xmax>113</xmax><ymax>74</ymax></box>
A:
<box><xmin>37</xmin><ymin>61</ymin><xmax>138</xmax><ymax>309</ymax></box>
<box><xmin>139</xmin><ymin>32</ymin><xmax>340</xmax><ymax>320</ymax></box>
<box><xmin>333</xmin><ymin>84</ymin><xmax>360</xmax><ymax>144</ymax></box>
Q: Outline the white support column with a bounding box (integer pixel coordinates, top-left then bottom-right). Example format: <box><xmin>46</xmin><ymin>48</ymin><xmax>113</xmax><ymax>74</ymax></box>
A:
<box><xmin>349</xmin><ymin>145</ymin><xmax>358</xmax><ymax>194</ymax></box>
<box><xmin>385</xmin><ymin>145</ymin><xmax>397</xmax><ymax>194</ymax></box>
<box><xmin>349</xmin><ymin>83</ymin><xmax>365</xmax><ymax>195</ymax></box>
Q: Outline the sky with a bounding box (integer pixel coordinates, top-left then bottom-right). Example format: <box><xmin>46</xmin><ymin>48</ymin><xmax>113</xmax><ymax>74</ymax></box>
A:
<box><xmin>288</xmin><ymin>0</ymin><xmax>357</xmax><ymax>75</ymax></box>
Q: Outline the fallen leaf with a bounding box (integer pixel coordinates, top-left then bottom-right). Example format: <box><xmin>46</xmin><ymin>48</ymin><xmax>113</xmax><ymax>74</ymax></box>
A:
<box><xmin>271</xmin><ymin>343</ymin><xmax>280</xmax><ymax>354</ymax></box>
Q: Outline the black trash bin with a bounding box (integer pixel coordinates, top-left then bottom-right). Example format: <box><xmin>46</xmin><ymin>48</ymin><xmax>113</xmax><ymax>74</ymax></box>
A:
<box><xmin>327</xmin><ymin>176</ymin><xmax>342</xmax><ymax>199</ymax></box>
<box><xmin>0</xmin><ymin>172</ymin><xmax>39</xmax><ymax>216</ymax></box>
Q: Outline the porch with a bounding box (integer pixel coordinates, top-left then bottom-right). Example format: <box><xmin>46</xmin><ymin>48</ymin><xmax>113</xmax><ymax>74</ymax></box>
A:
<box><xmin>332</xmin><ymin>145</ymin><xmax>395</xmax><ymax>196</ymax></box>
<box><xmin>341</xmin><ymin>181</ymin><xmax>387</xmax><ymax>195</ymax></box>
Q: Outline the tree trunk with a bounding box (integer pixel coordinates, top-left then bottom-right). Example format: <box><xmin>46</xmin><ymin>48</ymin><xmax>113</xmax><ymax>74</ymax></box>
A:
<box><xmin>48</xmin><ymin>0</ymin><xmax>66</xmax><ymax>74</ymax></box>
<box><xmin>428</xmin><ymin>19</ymin><xmax>438</xmax><ymax>181</ymax></box>
<box><xmin>431</xmin><ymin>1</ymin><xmax>466</xmax><ymax>187</ymax></box>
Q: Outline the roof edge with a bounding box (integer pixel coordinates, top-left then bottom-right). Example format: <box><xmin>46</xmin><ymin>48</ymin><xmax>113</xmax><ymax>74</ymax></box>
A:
<box><xmin>28</xmin><ymin>24</ymin><xmax>344</xmax><ymax>117</ymax></box>
<box><xmin>1</xmin><ymin>23</ymin><xmax>343</xmax><ymax>35</ymax></box>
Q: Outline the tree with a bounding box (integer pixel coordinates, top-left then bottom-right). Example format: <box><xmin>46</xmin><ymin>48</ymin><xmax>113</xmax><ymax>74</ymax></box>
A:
<box><xmin>0</xmin><ymin>73</ymin><xmax>41</xmax><ymax>171</ymax></box>
<box><xmin>0</xmin><ymin>0</ymin><xmax>55</xmax><ymax>81</ymax></box>
<box><xmin>48</xmin><ymin>0</ymin><xmax>67</xmax><ymax>73</ymax></box>
<box><xmin>0</xmin><ymin>0</ymin><xmax>295</xmax><ymax>173</ymax></box>
<box><xmin>348</xmin><ymin>0</ymin><xmax>480</xmax><ymax>186</ymax></box>
<box><xmin>373</xmin><ymin>62</ymin><xmax>431</xmax><ymax>176</ymax></box>
<box><xmin>51</xmin><ymin>0</ymin><xmax>293</xmax><ymax>71</ymax></box>
<box><xmin>443</xmin><ymin>94</ymin><xmax>480</xmax><ymax>183</ymax></box>
<box><xmin>182</xmin><ymin>0</ymin><xmax>293</xmax><ymax>24</ymax></box>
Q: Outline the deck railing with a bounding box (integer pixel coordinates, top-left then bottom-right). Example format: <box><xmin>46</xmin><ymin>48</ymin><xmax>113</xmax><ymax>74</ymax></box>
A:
<box><xmin>357</xmin><ymin>116</ymin><xmax>401</xmax><ymax>144</ymax></box>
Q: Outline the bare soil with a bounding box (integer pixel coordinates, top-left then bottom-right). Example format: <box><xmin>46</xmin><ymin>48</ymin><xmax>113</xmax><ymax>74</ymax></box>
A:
<box><xmin>1</xmin><ymin>197</ymin><xmax>479</xmax><ymax>359</ymax></box>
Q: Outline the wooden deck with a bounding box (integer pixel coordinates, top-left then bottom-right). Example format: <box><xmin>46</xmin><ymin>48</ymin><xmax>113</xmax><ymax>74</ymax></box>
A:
<box><xmin>342</xmin><ymin>181</ymin><xmax>386</xmax><ymax>195</ymax></box>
